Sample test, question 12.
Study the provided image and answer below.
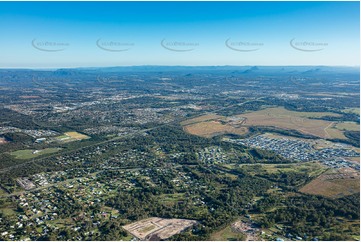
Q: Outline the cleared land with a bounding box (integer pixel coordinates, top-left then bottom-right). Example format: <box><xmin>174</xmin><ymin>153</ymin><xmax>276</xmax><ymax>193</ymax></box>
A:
<box><xmin>123</xmin><ymin>217</ymin><xmax>197</xmax><ymax>240</ymax></box>
<box><xmin>10</xmin><ymin>148</ymin><xmax>61</xmax><ymax>160</ymax></box>
<box><xmin>324</xmin><ymin>121</ymin><xmax>360</xmax><ymax>140</ymax></box>
<box><xmin>210</xmin><ymin>218</ymin><xmax>261</xmax><ymax>241</ymax></box>
<box><xmin>182</xmin><ymin>107</ymin><xmax>347</xmax><ymax>139</ymax></box>
<box><xmin>55</xmin><ymin>131</ymin><xmax>90</xmax><ymax>143</ymax></box>
<box><xmin>240</xmin><ymin>162</ymin><xmax>327</xmax><ymax>181</ymax></box>
<box><xmin>236</xmin><ymin>107</ymin><xmax>344</xmax><ymax>139</ymax></box>
<box><xmin>335</xmin><ymin>122</ymin><xmax>360</xmax><ymax>132</ymax></box>
<box><xmin>16</xmin><ymin>177</ymin><xmax>36</xmax><ymax>190</ymax></box>
<box><xmin>210</xmin><ymin>224</ymin><xmax>246</xmax><ymax>241</ymax></box>
<box><xmin>0</xmin><ymin>137</ymin><xmax>8</xmax><ymax>145</ymax></box>
<box><xmin>158</xmin><ymin>193</ymin><xmax>185</xmax><ymax>206</ymax></box>
<box><xmin>299</xmin><ymin>169</ymin><xmax>360</xmax><ymax>198</ymax></box>
<box><xmin>180</xmin><ymin>114</ymin><xmax>224</xmax><ymax>126</ymax></box>
<box><xmin>64</xmin><ymin>131</ymin><xmax>90</xmax><ymax>140</ymax></box>
<box><xmin>183</xmin><ymin>120</ymin><xmax>248</xmax><ymax>138</ymax></box>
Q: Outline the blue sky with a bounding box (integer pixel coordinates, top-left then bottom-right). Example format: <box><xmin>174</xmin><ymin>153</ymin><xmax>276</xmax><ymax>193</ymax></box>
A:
<box><xmin>0</xmin><ymin>1</ymin><xmax>359</xmax><ymax>68</ymax></box>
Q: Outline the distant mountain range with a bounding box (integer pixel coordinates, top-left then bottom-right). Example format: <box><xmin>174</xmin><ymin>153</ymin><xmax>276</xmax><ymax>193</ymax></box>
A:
<box><xmin>1</xmin><ymin>66</ymin><xmax>359</xmax><ymax>76</ymax></box>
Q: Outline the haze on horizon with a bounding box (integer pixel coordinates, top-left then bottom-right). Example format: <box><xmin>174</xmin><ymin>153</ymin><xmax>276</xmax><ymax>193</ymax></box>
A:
<box><xmin>0</xmin><ymin>1</ymin><xmax>359</xmax><ymax>68</ymax></box>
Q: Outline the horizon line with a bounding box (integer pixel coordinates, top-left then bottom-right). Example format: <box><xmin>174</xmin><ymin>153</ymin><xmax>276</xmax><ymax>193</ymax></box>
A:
<box><xmin>0</xmin><ymin>65</ymin><xmax>360</xmax><ymax>71</ymax></box>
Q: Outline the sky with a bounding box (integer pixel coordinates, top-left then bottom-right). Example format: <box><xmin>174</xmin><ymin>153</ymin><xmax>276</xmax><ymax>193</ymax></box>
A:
<box><xmin>0</xmin><ymin>1</ymin><xmax>359</xmax><ymax>68</ymax></box>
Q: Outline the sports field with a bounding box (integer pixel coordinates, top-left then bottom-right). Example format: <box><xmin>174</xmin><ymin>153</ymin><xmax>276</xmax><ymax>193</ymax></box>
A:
<box><xmin>10</xmin><ymin>148</ymin><xmax>61</xmax><ymax>159</ymax></box>
<box><xmin>55</xmin><ymin>131</ymin><xmax>90</xmax><ymax>143</ymax></box>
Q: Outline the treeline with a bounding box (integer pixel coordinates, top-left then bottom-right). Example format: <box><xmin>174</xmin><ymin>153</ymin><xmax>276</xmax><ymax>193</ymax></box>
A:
<box><xmin>256</xmin><ymin>193</ymin><xmax>360</xmax><ymax>240</ymax></box>
<box><xmin>263</xmin><ymin>96</ymin><xmax>359</xmax><ymax>115</ymax></box>
<box><xmin>249</xmin><ymin>126</ymin><xmax>317</xmax><ymax>139</ymax></box>
<box><xmin>216</xmin><ymin>100</ymin><xmax>265</xmax><ymax>116</ymax></box>
<box><xmin>258</xmin><ymin>171</ymin><xmax>313</xmax><ymax>189</ymax></box>
<box><xmin>343</xmin><ymin>131</ymin><xmax>360</xmax><ymax>147</ymax></box>
<box><xmin>0</xmin><ymin>108</ymin><xmax>40</xmax><ymax>130</ymax></box>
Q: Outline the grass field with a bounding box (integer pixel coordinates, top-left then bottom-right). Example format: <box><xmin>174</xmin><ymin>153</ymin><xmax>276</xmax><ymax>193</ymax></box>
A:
<box><xmin>183</xmin><ymin>120</ymin><xmax>248</xmax><ymax>138</ymax></box>
<box><xmin>343</xmin><ymin>108</ymin><xmax>360</xmax><ymax>115</ymax></box>
<box><xmin>324</xmin><ymin>123</ymin><xmax>347</xmax><ymax>139</ymax></box>
<box><xmin>1</xmin><ymin>208</ymin><xmax>16</xmax><ymax>216</ymax></box>
<box><xmin>335</xmin><ymin>122</ymin><xmax>360</xmax><ymax>132</ymax></box>
<box><xmin>261</xmin><ymin>162</ymin><xmax>326</xmax><ymax>176</ymax></box>
<box><xmin>299</xmin><ymin>169</ymin><xmax>360</xmax><ymax>198</ymax></box>
<box><xmin>180</xmin><ymin>114</ymin><xmax>224</xmax><ymax>126</ymax></box>
<box><xmin>182</xmin><ymin>107</ymin><xmax>346</xmax><ymax>139</ymax></box>
<box><xmin>0</xmin><ymin>188</ymin><xmax>7</xmax><ymax>196</ymax></box>
<box><xmin>64</xmin><ymin>131</ymin><xmax>90</xmax><ymax>139</ymax></box>
<box><xmin>241</xmin><ymin>107</ymin><xmax>341</xmax><ymax>119</ymax></box>
<box><xmin>158</xmin><ymin>193</ymin><xmax>185</xmax><ymax>206</ymax></box>
<box><xmin>210</xmin><ymin>225</ymin><xmax>245</xmax><ymax>241</ymax></box>
<box><xmin>240</xmin><ymin>162</ymin><xmax>327</xmax><ymax>179</ymax></box>
<box><xmin>323</xmin><ymin>121</ymin><xmax>360</xmax><ymax>140</ymax></box>
<box><xmin>55</xmin><ymin>131</ymin><xmax>90</xmax><ymax>143</ymax></box>
<box><xmin>10</xmin><ymin>148</ymin><xmax>61</xmax><ymax>159</ymax></box>
<box><xmin>236</xmin><ymin>107</ymin><xmax>344</xmax><ymax>139</ymax></box>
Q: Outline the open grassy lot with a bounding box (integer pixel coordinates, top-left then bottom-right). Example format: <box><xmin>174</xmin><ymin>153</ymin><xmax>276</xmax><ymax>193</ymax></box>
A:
<box><xmin>324</xmin><ymin>124</ymin><xmax>347</xmax><ymax>139</ymax></box>
<box><xmin>158</xmin><ymin>193</ymin><xmax>185</xmax><ymax>206</ymax></box>
<box><xmin>335</xmin><ymin>122</ymin><xmax>360</xmax><ymax>132</ymax></box>
<box><xmin>10</xmin><ymin>148</ymin><xmax>61</xmax><ymax>159</ymax></box>
<box><xmin>184</xmin><ymin>120</ymin><xmax>248</xmax><ymax>138</ymax></box>
<box><xmin>180</xmin><ymin>114</ymin><xmax>224</xmax><ymax>126</ymax></box>
<box><xmin>343</xmin><ymin>108</ymin><xmax>360</xmax><ymax>115</ymax></box>
<box><xmin>182</xmin><ymin>107</ymin><xmax>347</xmax><ymax>139</ymax></box>
<box><xmin>236</xmin><ymin>107</ymin><xmax>343</xmax><ymax>139</ymax></box>
<box><xmin>1</xmin><ymin>207</ymin><xmax>16</xmax><ymax>216</ymax></box>
<box><xmin>64</xmin><ymin>131</ymin><xmax>90</xmax><ymax>139</ymax></box>
<box><xmin>299</xmin><ymin>169</ymin><xmax>360</xmax><ymax>198</ymax></box>
<box><xmin>240</xmin><ymin>106</ymin><xmax>341</xmax><ymax>119</ymax></box>
<box><xmin>323</xmin><ymin>121</ymin><xmax>360</xmax><ymax>140</ymax></box>
<box><xmin>262</xmin><ymin>162</ymin><xmax>326</xmax><ymax>176</ymax></box>
<box><xmin>210</xmin><ymin>224</ymin><xmax>245</xmax><ymax>241</ymax></box>
<box><xmin>239</xmin><ymin>161</ymin><xmax>327</xmax><ymax>178</ymax></box>
<box><xmin>55</xmin><ymin>131</ymin><xmax>90</xmax><ymax>143</ymax></box>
